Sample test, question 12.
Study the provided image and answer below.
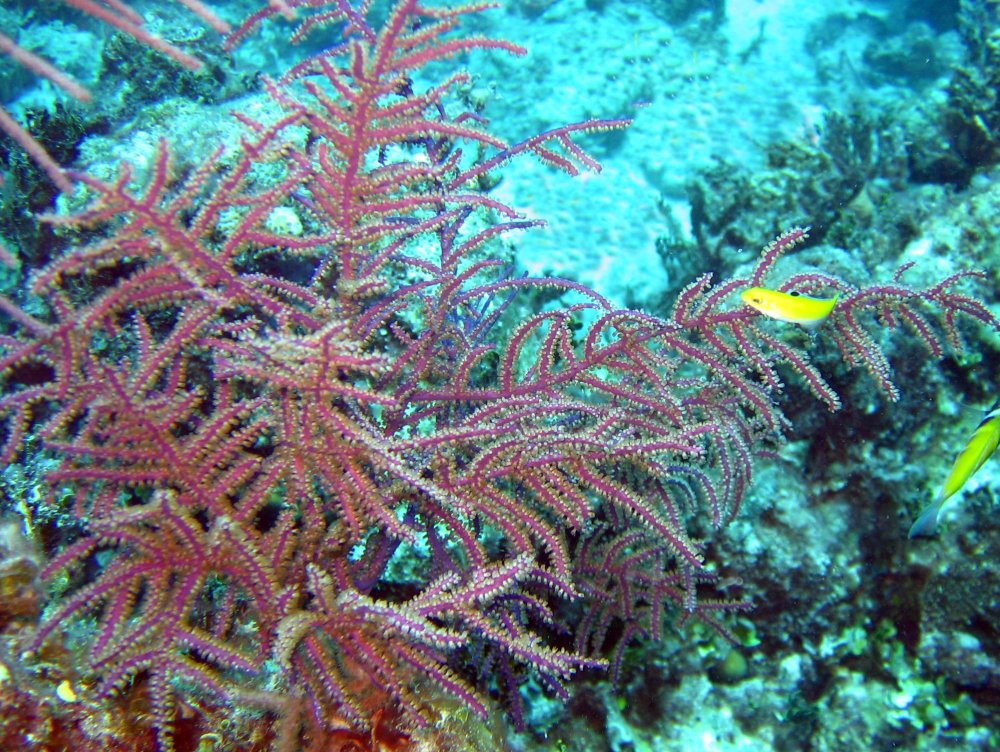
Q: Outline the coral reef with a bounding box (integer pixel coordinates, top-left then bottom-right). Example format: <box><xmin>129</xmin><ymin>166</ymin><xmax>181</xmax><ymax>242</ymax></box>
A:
<box><xmin>0</xmin><ymin>2</ymin><xmax>996</xmax><ymax>751</ymax></box>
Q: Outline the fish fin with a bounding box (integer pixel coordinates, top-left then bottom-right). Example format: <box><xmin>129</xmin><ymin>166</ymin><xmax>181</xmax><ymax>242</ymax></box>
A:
<box><xmin>908</xmin><ymin>500</ymin><xmax>942</xmax><ymax>538</ymax></box>
<box><xmin>800</xmin><ymin>294</ymin><xmax>838</xmax><ymax>328</ymax></box>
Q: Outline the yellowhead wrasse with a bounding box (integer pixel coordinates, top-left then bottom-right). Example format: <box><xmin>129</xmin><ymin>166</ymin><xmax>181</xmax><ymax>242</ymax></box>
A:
<box><xmin>741</xmin><ymin>287</ymin><xmax>838</xmax><ymax>328</ymax></box>
<box><xmin>909</xmin><ymin>398</ymin><xmax>1000</xmax><ymax>538</ymax></box>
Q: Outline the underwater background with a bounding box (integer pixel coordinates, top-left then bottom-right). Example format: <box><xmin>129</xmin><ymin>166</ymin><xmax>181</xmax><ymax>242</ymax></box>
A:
<box><xmin>1</xmin><ymin>0</ymin><xmax>999</xmax><ymax>750</ymax></box>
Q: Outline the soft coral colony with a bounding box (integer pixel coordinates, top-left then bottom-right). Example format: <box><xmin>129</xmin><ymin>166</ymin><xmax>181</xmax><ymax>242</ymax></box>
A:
<box><xmin>0</xmin><ymin>0</ymin><xmax>994</xmax><ymax>750</ymax></box>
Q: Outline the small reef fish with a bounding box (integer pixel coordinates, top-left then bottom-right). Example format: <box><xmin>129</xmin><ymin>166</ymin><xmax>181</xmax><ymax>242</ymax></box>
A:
<box><xmin>741</xmin><ymin>287</ymin><xmax>838</xmax><ymax>327</ymax></box>
<box><xmin>909</xmin><ymin>398</ymin><xmax>1000</xmax><ymax>538</ymax></box>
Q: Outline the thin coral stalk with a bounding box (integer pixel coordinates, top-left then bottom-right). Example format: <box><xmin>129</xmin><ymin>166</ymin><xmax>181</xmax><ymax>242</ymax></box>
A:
<box><xmin>0</xmin><ymin>0</ymin><xmax>236</xmax><ymax>190</ymax></box>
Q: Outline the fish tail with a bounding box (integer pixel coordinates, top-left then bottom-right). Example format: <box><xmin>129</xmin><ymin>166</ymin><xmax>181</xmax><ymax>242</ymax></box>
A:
<box><xmin>908</xmin><ymin>498</ymin><xmax>943</xmax><ymax>538</ymax></box>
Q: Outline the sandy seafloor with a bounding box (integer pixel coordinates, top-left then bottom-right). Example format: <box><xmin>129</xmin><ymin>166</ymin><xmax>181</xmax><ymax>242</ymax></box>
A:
<box><xmin>2</xmin><ymin>0</ymin><xmax>1000</xmax><ymax>750</ymax></box>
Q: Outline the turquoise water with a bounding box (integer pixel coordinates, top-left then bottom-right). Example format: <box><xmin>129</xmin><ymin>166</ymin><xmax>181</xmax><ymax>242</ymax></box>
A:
<box><xmin>0</xmin><ymin>1</ymin><xmax>998</xmax><ymax>750</ymax></box>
